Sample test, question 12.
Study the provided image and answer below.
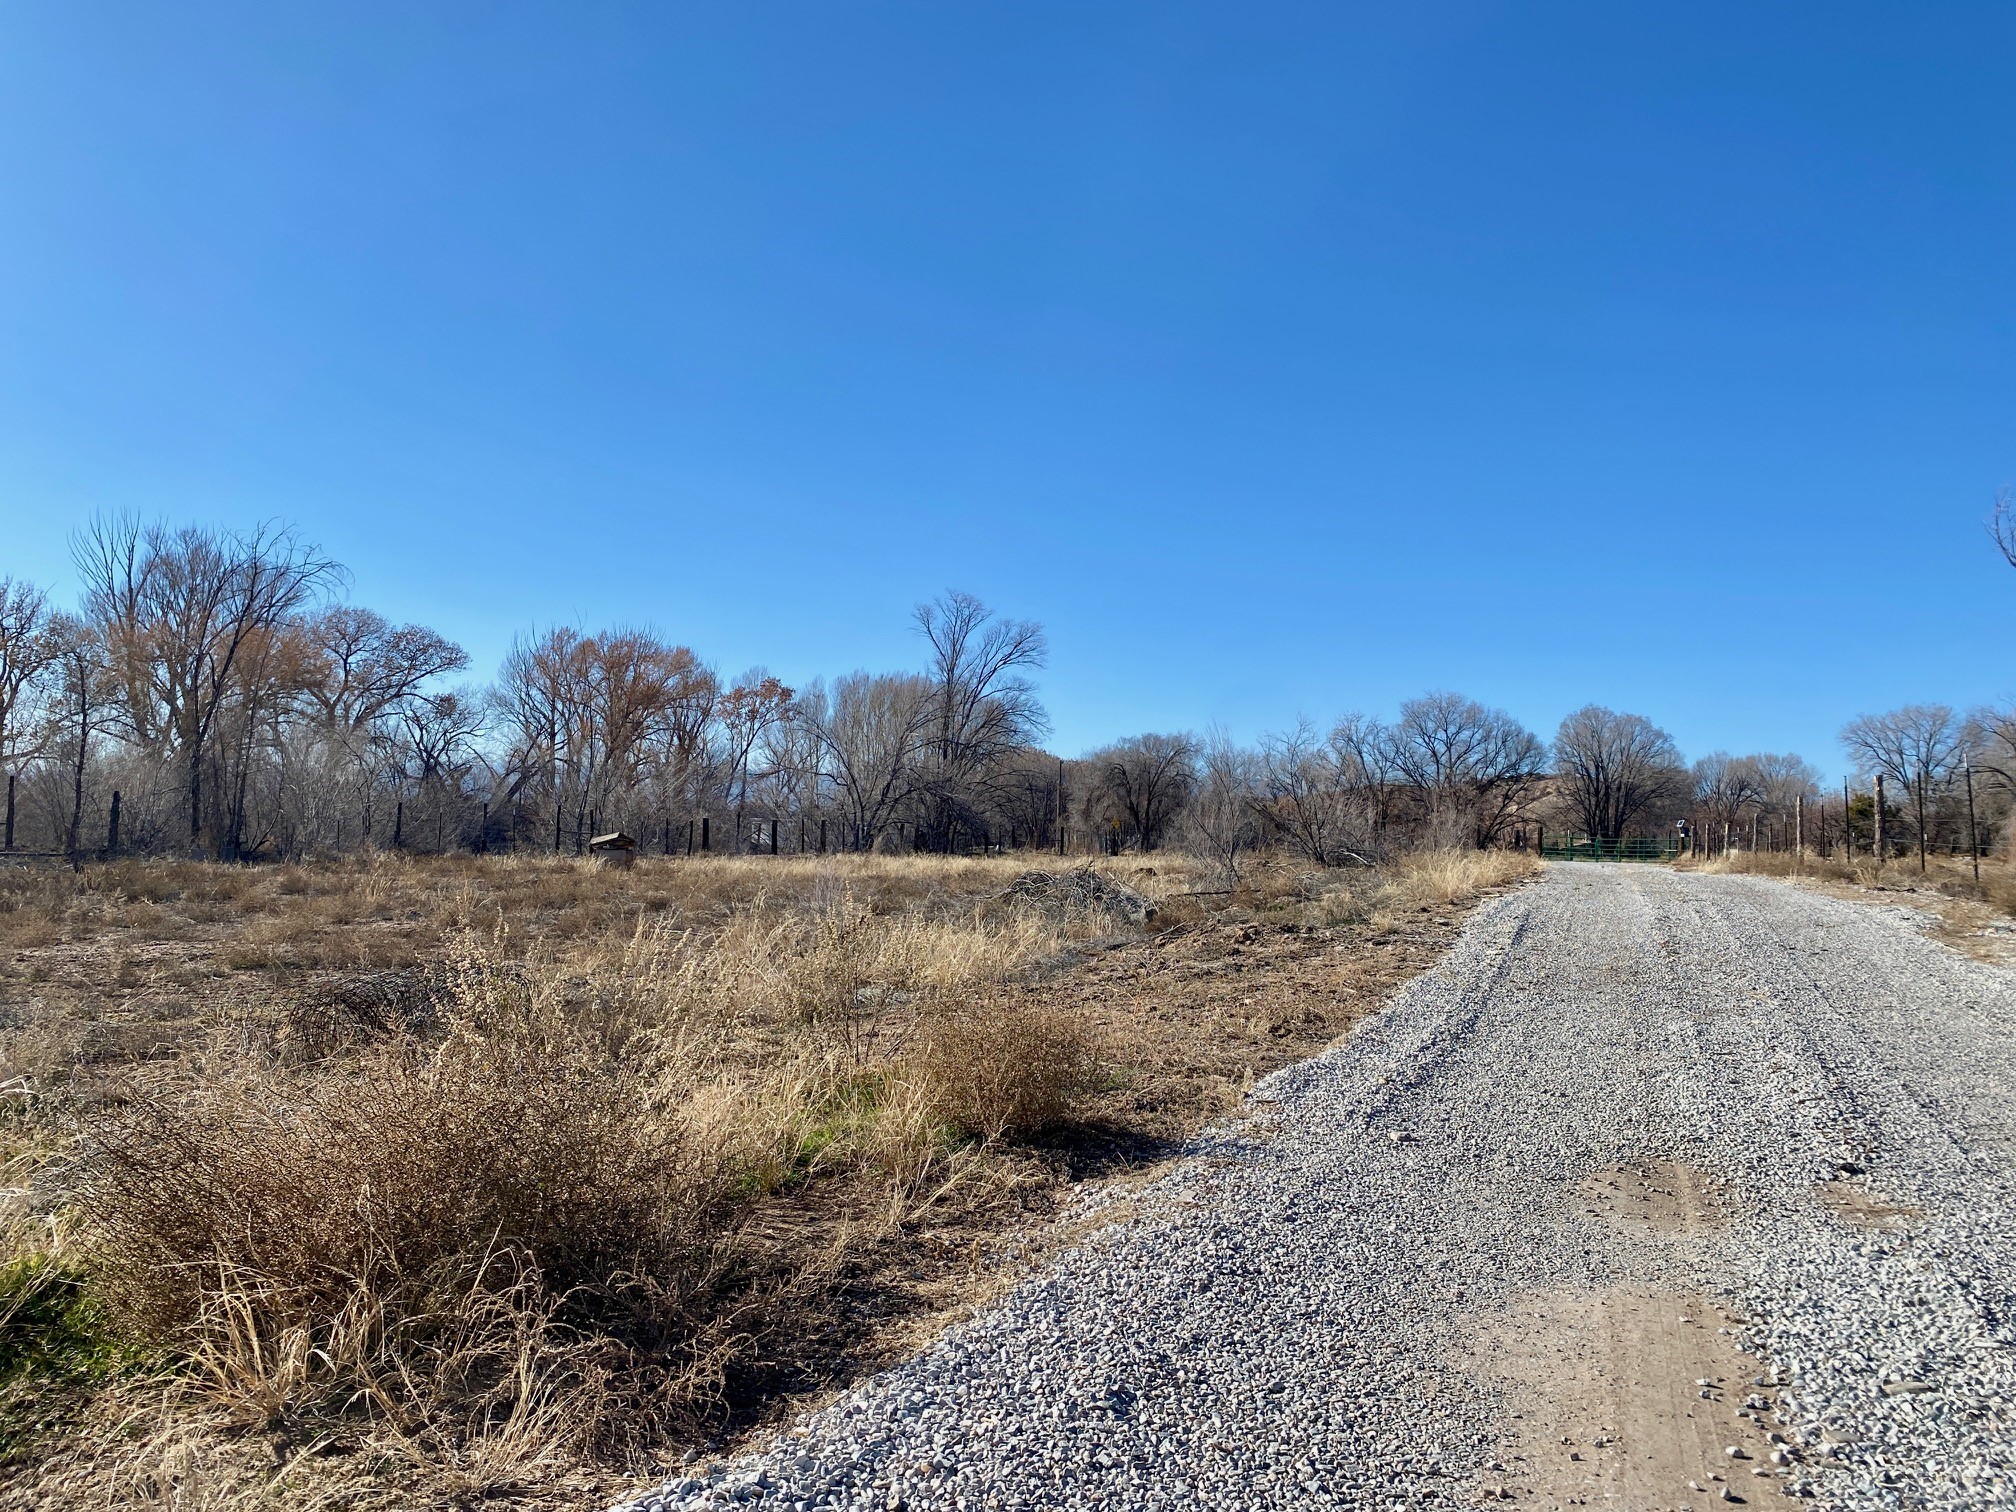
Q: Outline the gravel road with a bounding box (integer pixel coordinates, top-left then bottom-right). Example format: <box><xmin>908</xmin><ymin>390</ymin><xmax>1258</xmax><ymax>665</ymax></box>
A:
<box><xmin>613</xmin><ymin>866</ymin><xmax>2016</xmax><ymax>1511</ymax></box>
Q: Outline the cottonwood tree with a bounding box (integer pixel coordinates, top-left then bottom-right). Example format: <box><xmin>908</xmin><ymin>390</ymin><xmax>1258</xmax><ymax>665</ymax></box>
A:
<box><xmin>1255</xmin><ymin>718</ymin><xmax>1377</xmax><ymax>865</ymax></box>
<box><xmin>795</xmin><ymin>672</ymin><xmax>936</xmax><ymax>850</ymax></box>
<box><xmin>0</xmin><ymin>578</ymin><xmax>60</xmax><ymax>804</ymax></box>
<box><xmin>1087</xmin><ymin>733</ymin><xmax>1196</xmax><ymax>852</ymax></box>
<box><xmin>74</xmin><ymin>518</ymin><xmax>340</xmax><ymax>855</ymax></box>
<box><xmin>1842</xmin><ymin>705</ymin><xmax>1963</xmax><ymax>868</ymax></box>
<box><xmin>1692</xmin><ymin>752</ymin><xmax>1766</xmax><ymax>843</ymax></box>
<box><xmin>717</xmin><ymin>671</ymin><xmax>795</xmax><ymax>817</ymax></box>
<box><xmin>1552</xmin><ymin>706</ymin><xmax>1687</xmax><ymax>840</ymax></box>
<box><xmin>0</xmin><ymin>576</ymin><xmax>61</xmax><ymax>842</ymax></box>
<box><xmin>497</xmin><ymin>627</ymin><xmax>723</xmax><ymax>847</ymax></box>
<box><xmin>39</xmin><ymin>614</ymin><xmax>117</xmax><ymax>858</ymax></box>
<box><xmin>913</xmin><ymin>591</ymin><xmax>1048</xmax><ymax>848</ymax></box>
<box><xmin>1179</xmin><ymin>729</ymin><xmax>1262</xmax><ymax>882</ymax></box>
<box><xmin>1991</xmin><ymin>486</ymin><xmax>2016</xmax><ymax>571</ymax></box>
<box><xmin>1327</xmin><ymin>712</ymin><xmax>1399</xmax><ymax>838</ymax></box>
<box><xmin>1387</xmin><ymin>692</ymin><xmax>1548</xmax><ymax>848</ymax></box>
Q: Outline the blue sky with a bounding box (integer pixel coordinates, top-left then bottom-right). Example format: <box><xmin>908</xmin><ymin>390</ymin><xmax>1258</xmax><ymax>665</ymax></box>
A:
<box><xmin>3</xmin><ymin>3</ymin><xmax>2013</xmax><ymax>777</ymax></box>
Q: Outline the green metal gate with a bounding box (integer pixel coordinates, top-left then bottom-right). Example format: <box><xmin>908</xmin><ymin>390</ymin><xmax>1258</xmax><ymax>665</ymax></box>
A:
<box><xmin>1538</xmin><ymin>835</ymin><xmax>1680</xmax><ymax>863</ymax></box>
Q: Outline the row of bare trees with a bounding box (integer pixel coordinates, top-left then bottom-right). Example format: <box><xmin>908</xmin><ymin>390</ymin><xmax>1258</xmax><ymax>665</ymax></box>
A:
<box><xmin>1078</xmin><ymin>693</ymin><xmax>1555</xmax><ymax>870</ymax></box>
<box><xmin>13</xmin><ymin>515</ymin><xmax>2016</xmax><ymax>868</ymax></box>
<box><xmin>0</xmin><ymin>522</ymin><xmax>1069</xmax><ymax>860</ymax></box>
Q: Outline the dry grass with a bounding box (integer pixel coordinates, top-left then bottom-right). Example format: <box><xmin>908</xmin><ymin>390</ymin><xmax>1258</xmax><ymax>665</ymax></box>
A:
<box><xmin>1389</xmin><ymin>848</ymin><xmax>1545</xmax><ymax>906</ymax></box>
<box><xmin>0</xmin><ymin>846</ymin><xmax>1525</xmax><ymax>1509</ymax></box>
<box><xmin>1677</xmin><ymin>847</ymin><xmax>2016</xmax><ymax>913</ymax></box>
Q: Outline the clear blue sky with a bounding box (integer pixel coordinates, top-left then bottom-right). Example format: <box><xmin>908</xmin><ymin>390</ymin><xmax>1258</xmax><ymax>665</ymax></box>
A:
<box><xmin>4</xmin><ymin>3</ymin><xmax>2013</xmax><ymax>776</ymax></box>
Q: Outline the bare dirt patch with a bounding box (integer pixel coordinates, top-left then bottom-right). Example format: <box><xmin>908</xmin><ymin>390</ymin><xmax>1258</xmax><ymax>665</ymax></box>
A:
<box><xmin>1578</xmin><ymin>1160</ymin><xmax>1736</xmax><ymax>1234</ymax></box>
<box><xmin>1485</xmin><ymin>1287</ymin><xmax>1788</xmax><ymax>1508</ymax></box>
<box><xmin>1480</xmin><ymin>1159</ymin><xmax>1794</xmax><ymax>1507</ymax></box>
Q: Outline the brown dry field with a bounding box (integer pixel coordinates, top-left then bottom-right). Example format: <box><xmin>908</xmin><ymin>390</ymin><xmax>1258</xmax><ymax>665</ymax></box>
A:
<box><xmin>0</xmin><ymin>847</ymin><xmax>1535</xmax><ymax>1512</ymax></box>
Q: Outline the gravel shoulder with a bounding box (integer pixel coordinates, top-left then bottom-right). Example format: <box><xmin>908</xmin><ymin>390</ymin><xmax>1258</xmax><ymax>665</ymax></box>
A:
<box><xmin>612</xmin><ymin>865</ymin><xmax>2016</xmax><ymax>1512</ymax></box>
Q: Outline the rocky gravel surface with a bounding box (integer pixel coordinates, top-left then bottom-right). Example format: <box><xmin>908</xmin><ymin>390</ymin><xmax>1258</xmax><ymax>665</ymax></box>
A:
<box><xmin>610</xmin><ymin>866</ymin><xmax>2016</xmax><ymax>1511</ymax></box>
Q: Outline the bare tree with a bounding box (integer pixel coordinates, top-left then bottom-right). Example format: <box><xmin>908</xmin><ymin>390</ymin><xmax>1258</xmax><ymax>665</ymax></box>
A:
<box><xmin>1327</xmin><ymin>712</ymin><xmax>1397</xmax><ymax>839</ymax></box>
<box><xmin>797</xmin><ymin>672</ymin><xmax>935</xmax><ymax>851</ymax></box>
<box><xmin>74</xmin><ymin>518</ymin><xmax>340</xmax><ymax>855</ymax></box>
<box><xmin>1387</xmin><ymin>692</ymin><xmax>1547</xmax><ymax>848</ymax></box>
<box><xmin>914</xmin><ymin>591</ymin><xmax>1047</xmax><ymax>848</ymax></box>
<box><xmin>1552</xmin><ymin>706</ymin><xmax>1687</xmax><ymax>840</ymax></box>
<box><xmin>1991</xmin><ymin>485</ymin><xmax>2016</xmax><ymax>571</ymax></box>
<box><xmin>1179</xmin><ymin>729</ymin><xmax>1261</xmax><ymax>882</ymax></box>
<box><xmin>301</xmin><ymin>606</ymin><xmax>469</xmax><ymax>733</ymax></box>
<box><xmin>0</xmin><ymin>576</ymin><xmax>59</xmax><ymax>790</ymax></box>
<box><xmin>1841</xmin><ymin>705</ymin><xmax>1962</xmax><ymax>869</ymax></box>
<box><xmin>39</xmin><ymin>615</ymin><xmax>117</xmax><ymax>859</ymax></box>
<box><xmin>1255</xmin><ymin>718</ymin><xmax>1377</xmax><ymax>865</ymax></box>
<box><xmin>1692</xmin><ymin>751</ymin><xmax>1764</xmax><ymax>844</ymax></box>
<box><xmin>1088</xmin><ymin>733</ymin><xmax>1196</xmax><ymax>852</ymax></box>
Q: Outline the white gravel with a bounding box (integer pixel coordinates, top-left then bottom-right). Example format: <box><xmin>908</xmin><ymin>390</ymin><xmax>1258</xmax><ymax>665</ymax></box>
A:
<box><xmin>610</xmin><ymin>865</ymin><xmax>2016</xmax><ymax>1511</ymax></box>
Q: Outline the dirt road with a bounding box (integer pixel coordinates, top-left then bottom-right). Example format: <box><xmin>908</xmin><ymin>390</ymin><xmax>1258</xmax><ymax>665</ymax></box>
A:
<box><xmin>618</xmin><ymin>865</ymin><xmax>2016</xmax><ymax>1511</ymax></box>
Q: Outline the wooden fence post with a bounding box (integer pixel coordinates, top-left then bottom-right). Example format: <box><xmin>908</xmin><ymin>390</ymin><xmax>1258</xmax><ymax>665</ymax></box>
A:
<box><xmin>3</xmin><ymin>773</ymin><xmax>12</xmax><ymax>851</ymax></box>
<box><xmin>1966</xmin><ymin>761</ymin><xmax>1981</xmax><ymax>883</ymax></box>
<box><xmin>107</xmin><ymin>790</ymin><xmax>121</xmax><ymax>856</ymax></box>
<box><xmin>1873</xmin><ymin>773</ymin><xmax>1887</xmax><ymax>863</ymax></box>
<box><xmin>1057</xmin><ymin>757</ymin><xmax>1066</xmax><ymax>857</ymax></box>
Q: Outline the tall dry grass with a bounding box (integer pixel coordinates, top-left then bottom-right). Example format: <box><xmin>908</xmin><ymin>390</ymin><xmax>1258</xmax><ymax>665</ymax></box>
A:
<box><xmin>42</xmin><ymin>881</ymin><xmax>1098</xmax><ymax>1492</ymax></box>
<box><xmin>1389</xmin><ymin>847</ymin><xmax>1544</xmax><ymax>905</ymax></box>
<box><xmin>1</xmin><ymin>845</ymin><xmax>1520</xmax><ymax>1505</ymax></box>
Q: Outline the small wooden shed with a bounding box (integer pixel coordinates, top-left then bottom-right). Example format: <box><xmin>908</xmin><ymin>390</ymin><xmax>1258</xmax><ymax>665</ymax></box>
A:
<box><xmin>588</xmin><ymin>831</ymin><xmax>638</xmax><ymax>869</ymax></box>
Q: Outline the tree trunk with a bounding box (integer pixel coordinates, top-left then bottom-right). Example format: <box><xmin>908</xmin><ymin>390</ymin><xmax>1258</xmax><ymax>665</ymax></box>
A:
<box><xmin>187</xmin><ymin>739</ymin><xmax>205</xmax><ymax>857</ymax></box>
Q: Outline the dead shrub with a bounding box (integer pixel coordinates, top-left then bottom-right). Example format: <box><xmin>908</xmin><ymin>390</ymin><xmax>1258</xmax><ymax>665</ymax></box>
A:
<box><xmin>77</xmin><ymin>1004</ymin><xmax>761</xmax><ymax>1455</ymax></box>
<box><xmin>898</xmin><ymin>999</ymin><xmax>1101</xmax><ymax>1145</ymax></box>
